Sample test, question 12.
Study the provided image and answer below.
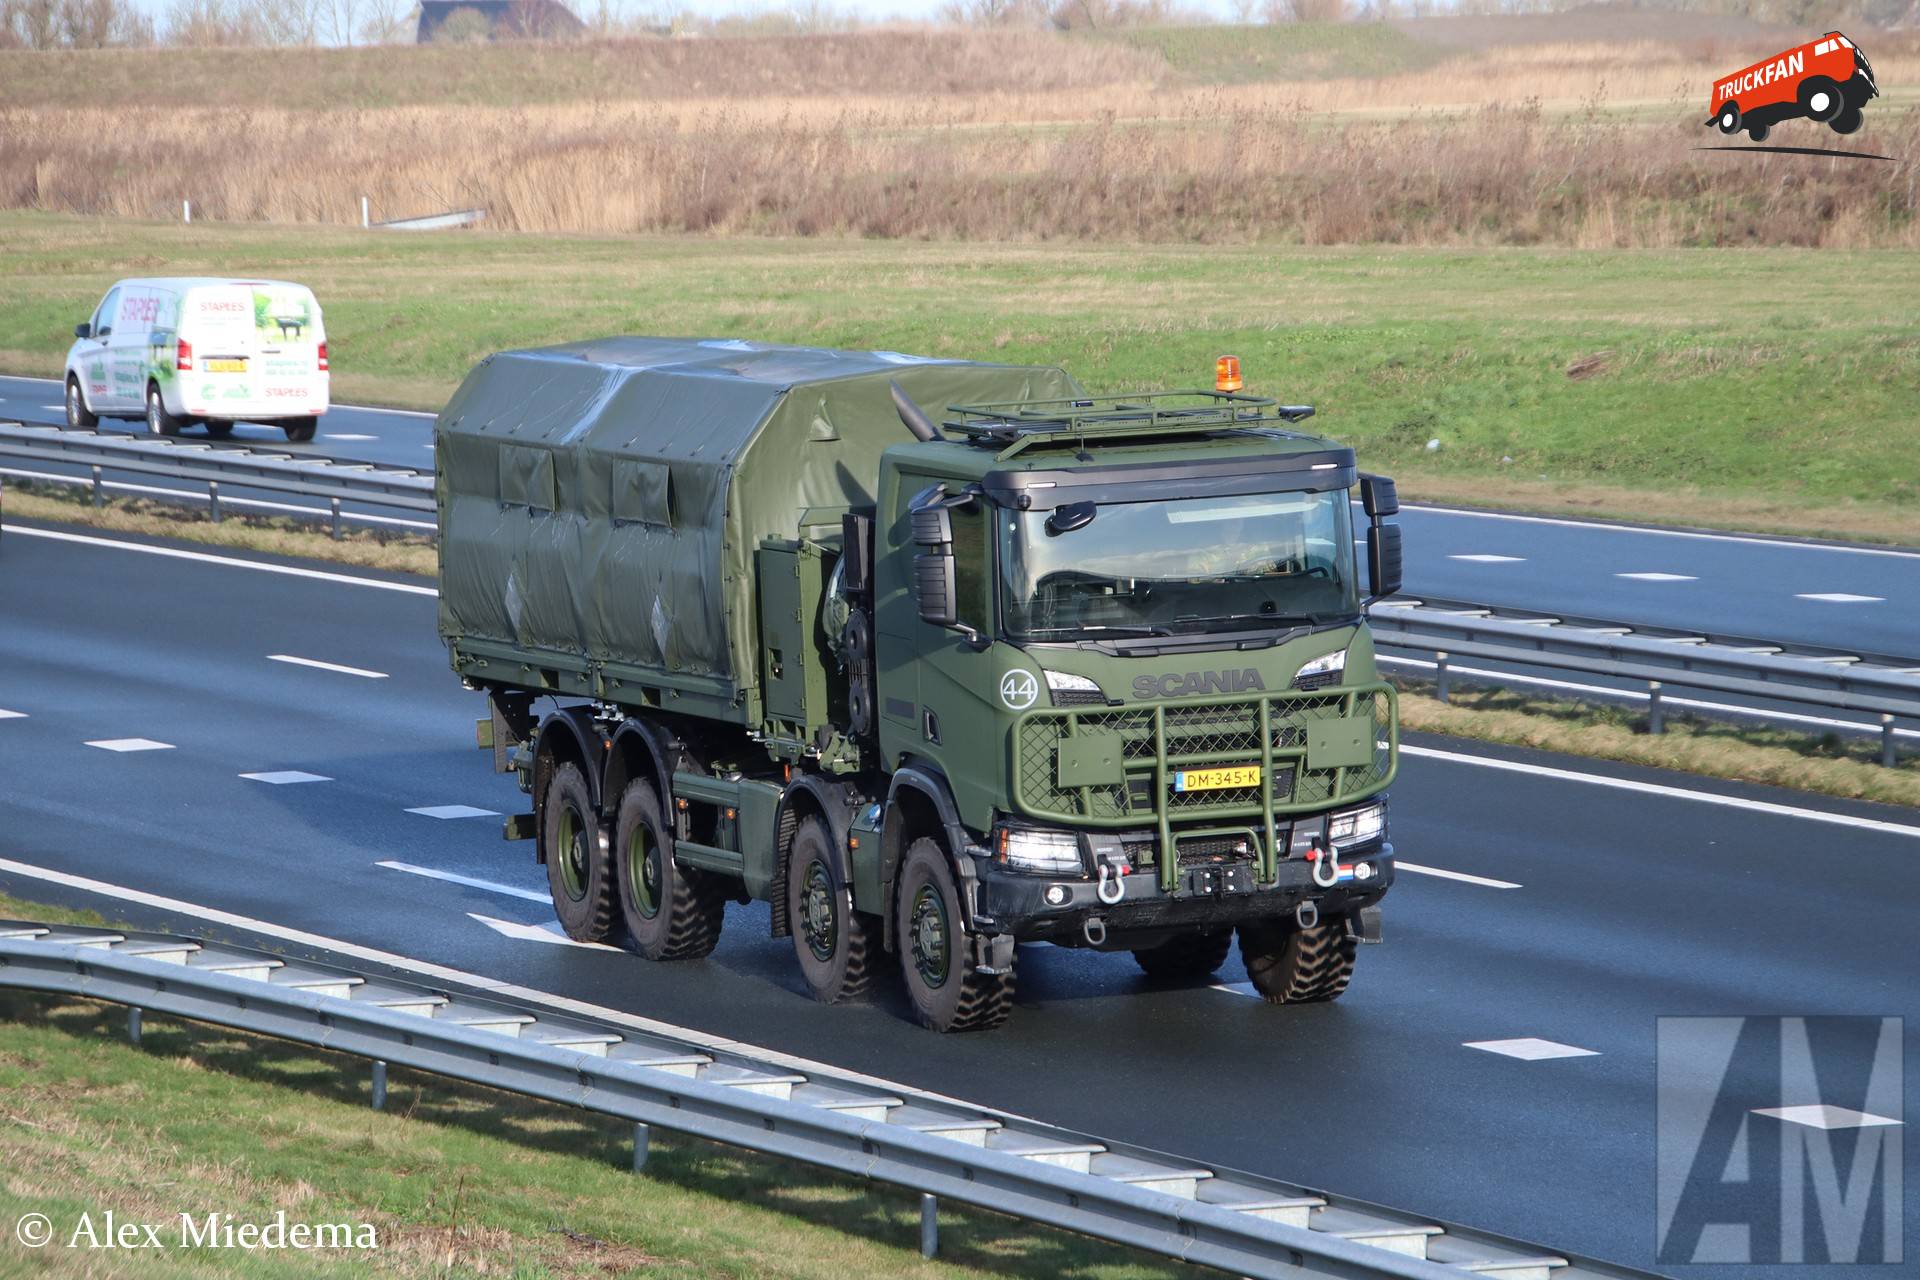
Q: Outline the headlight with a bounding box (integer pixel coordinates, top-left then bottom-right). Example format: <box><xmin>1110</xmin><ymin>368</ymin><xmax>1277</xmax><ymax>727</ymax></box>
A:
<box><xmin>1328</xmin><ymin>801</ymin><xmax>1386</xmax><ymax>847</ymax></box>
<box><xmin>1295</xmin><ymin>649</ymin><xmax>1347</xmax><ymax>681</ymax></box>
<box><xmin>1043</xmin><ymin>669</ymin><xmax>1105</xmax><ymax>706</ymax></box>
<box><xmin>995</xmin><ymin>826</ymin><xmax>1084</xmax><ymax>876</ymax></box>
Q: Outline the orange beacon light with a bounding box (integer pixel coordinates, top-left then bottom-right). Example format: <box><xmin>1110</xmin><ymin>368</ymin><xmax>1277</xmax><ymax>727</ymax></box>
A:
<box><xmin>1215</xmin><ymin>355</ymin><xmax>1243</xmax><ymax>393</ymax></box>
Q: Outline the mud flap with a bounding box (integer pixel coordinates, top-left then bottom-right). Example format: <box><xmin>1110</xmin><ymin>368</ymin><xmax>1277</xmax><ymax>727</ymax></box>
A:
<box><xmin>1347</xmin><ymin>904</ymin><xmax>1384</xmax><ymax>945</ymax></box>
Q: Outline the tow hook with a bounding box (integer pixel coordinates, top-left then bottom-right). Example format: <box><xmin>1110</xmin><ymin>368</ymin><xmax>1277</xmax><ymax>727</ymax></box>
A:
<box><xmin>1082</xmin><ymin>916</ymin><xmax>1108</xmax><ymax>947</ymax></box>
<box><xmin>1096</xmin><ymin>859</ymin><xmax>1126</xmax><ymax>905</ymax></box>
<box><xmin>1309</xmin><ymin>839</ymin><xmax>1340</xmax><ymax>889</ymax></box>
<box><xmin>1295</xmin><ymin>900</ymin><xmax>1319</xmax><ymax>929</ymax></box>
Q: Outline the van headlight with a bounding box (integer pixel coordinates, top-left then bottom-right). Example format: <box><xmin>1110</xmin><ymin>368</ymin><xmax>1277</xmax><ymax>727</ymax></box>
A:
<box><xmin>1328</xmin><ymin>801</ymin><xmax>1386</xmax><ymax>848</ymax></box>
<box><xmin>994</xmin><ymin>825</ymin><xmax>1085</xmax><ymax>876</ymax></box>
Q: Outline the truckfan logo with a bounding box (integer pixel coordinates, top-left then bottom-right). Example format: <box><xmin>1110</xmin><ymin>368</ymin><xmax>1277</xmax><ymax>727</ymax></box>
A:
<box><xmin>998</xmin><ymin>671</ymin><xmax>1039</xmax><ymax>711</ymax></box>
<box><xmin>1705</xmin><ymin>31</ymin><xmax>1881</xmax><ymax>149</ymax></box>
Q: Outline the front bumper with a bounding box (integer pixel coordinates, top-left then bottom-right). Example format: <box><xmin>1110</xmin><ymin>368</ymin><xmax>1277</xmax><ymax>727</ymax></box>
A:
<box><xmin>975</xmin><ymin>841</ymin><xmax>1393</xmax><ymax>945</ymax></box>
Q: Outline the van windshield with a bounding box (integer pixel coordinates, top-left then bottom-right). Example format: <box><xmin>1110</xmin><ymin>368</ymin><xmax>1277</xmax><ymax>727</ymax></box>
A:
<box><xmin>998</xmin><ymin>489</ymin><xmax>1357</xmax><ymax>641</ymax></box>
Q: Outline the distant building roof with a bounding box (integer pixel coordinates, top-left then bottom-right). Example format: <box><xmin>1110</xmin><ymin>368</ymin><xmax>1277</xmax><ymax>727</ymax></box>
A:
<box><xmin>416</xmin><ymin>0</ymin><xmax>583</xmax><ymax>43</ymax></box>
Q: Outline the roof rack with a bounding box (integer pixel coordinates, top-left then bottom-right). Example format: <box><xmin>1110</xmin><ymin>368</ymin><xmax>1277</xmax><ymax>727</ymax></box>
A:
<box><xmin>941</xmin><ymin>390</ymin><xmax>1316</xmax><ymax>459</ymax></box>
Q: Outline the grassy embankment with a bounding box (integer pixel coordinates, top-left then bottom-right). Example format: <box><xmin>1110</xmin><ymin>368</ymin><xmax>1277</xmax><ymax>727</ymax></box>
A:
<box><xmin>0</xmin><ymin>887</ymin><xmax>1199</xmax><ymax>1279</ymax></box>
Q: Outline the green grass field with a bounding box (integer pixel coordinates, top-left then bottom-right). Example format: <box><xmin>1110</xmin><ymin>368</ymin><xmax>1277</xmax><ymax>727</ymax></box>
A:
<box><xmin>1089</xmin><ymin>21</ymin><xmax>1447</xmax><ymax>84</ymax></box>
<box><xmin>4</xmin><ymin>212</ymin><xmax>1915</xmax><ymax>539</ymax></box>
<box><xmin>0</xmin><ymin>892</ymin><xmax>1197</xmax><ymax>1280</ymax></box>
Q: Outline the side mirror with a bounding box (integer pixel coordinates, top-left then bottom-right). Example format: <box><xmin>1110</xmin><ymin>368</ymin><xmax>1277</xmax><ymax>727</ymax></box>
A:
<box><xmin>1361</xmin><ymin>474</ymin><xmax>1398</xmax><ymax>518</ymax></box>
<box><xmin>74</xmin><ymin>322</ymin><xmax>91</xmax><ymax>339</ymax></box>
<box><xmin>1367</xmin><ymin>523</ymin><xmax>1403</xmax><ymax>599</ymax></box>
<box><xmin>1044</xmin><ymin>501</ymin><xmax>1096</xmax><ymax>536</ymax></box>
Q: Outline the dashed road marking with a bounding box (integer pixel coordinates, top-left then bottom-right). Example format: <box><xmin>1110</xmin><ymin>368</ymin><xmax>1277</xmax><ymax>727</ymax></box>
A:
<box><xmin>1448</xmin><ymin>554</ymin><xmax>1526</xmax><ymax>563</ymax></box>
<box><xmin>377</xmin><ymin>859</ymin><xmax>546</xmax><ymax>903</ymax></box>
<box><xmin>241</xmin><ymin>770</ymin><xmax>332</xmax><ymax>784</ymax></box>
<box><xmin>1796</xmin><ymin>592</ymin><xmax>1884</xmax><ymax>603</ymax></box>
<box><xmin>1753</xmin><ymin>1104</ymin><xmax>1902</xmax><ymax>1130</ymax></box>
<box><xmin>0</xmin><ymin>709</ymin><xmax>25</xmax><ymax>720</ymax></box>
<box><xmin>1466</xmin><ymin>1038</ymin><xmax>1599</xmax><ymax>1061</ymax></box>
<box><xmin>406</xmin><ymin>804</ymin><xmax>500</xmax><ymax>820</ymax></box>
<box><xmin>85</xmin><ymin>738</ymin><xmax>174</xmax><ymax>752</ymax></box>
<box><xmin>323</xmin><ymin>433</ymin><xmax>378</xmax><ymax>441</ymax></box>
<box><xmin>1396</xmin><ymin>862</ymin><xmax>1521</xmax><ymax>889</ymax></box>
<box><xmin>268</xmin><ymin>654</ymin><xmax>388</xmax><ymax>679</ymax></box>
<box><xmin>1616</xmin><ymin>572</ymin><xmax>1698</xmax><ymax>582</ymax></box>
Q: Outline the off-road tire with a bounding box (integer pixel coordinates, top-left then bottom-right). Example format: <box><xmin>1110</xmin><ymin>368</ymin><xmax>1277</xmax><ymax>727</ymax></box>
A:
<box><xmin>284</xmin><ymin>420</ymin><xmax>318</xmax><ymax>443</ymax></box>
<box><xmin>894</xmin><ymin>838</ymin><xmax>1013</xmax><ymax>1033</ymax></box>
<box><xmin>66</xmin><ymin>377</ymin><xmax>98</xmax><ymax>429</ymax></box>
<box><xmin>1133</xmin><ymin>929</ymin><xmax>1234</xmax><ymax>981</ymax></box>
<box><xmin>145</xmin><ymin>384</ymin><xmax>183</xmax><ymax>437</ymax></box>
<box><xmin>1830</xmin><ymin>105</ymin><xmax>1863</xmax><ymax>135</ymax></box>
<box><xmin>1238</xmin><ymin>917</ymin><xmax>1356</xmax><ymax>1004</ymax></box>
<box><xmin>786</xmin><ymin>816</ymin><xmax>875</xmax><ymax>1003</ymax></box>
<box><xmin>544</xmin><ymin>762</ymin><xmax>613</xmax><ymax>942</ymax></box>
<box><xmin>612</xmin><ymin>778</ymin><xmax>725</xmax><ymax>960</ymax></box>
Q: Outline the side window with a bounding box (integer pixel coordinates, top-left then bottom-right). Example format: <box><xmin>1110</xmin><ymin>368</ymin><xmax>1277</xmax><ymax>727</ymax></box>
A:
<box><xmin>949</xmin><ymin>502</ymin><xmax>992</xmax><ymax>632</ymax></box>
<box><xmin>95</xmin><ymin>288</ymin><xmax>121</xmax><ymax>337</ymax></box>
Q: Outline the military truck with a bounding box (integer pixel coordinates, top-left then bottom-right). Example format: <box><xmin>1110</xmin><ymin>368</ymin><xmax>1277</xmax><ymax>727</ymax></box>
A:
<box><xmin>438</xmin><ymin>339</ymin><xmax>1403</xmax><ymax>1032</ymax></box>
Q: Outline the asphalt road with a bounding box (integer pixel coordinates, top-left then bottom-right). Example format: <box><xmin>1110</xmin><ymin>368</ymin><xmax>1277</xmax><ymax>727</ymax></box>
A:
<box><xmin>1</xmin><ymin>521</ymin><xmax>1913</xmax><ymax>1277</ymax></box>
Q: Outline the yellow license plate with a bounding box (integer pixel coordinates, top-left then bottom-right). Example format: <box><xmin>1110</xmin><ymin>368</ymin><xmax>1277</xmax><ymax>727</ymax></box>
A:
<box><xmin>205</xmin><ymin>358</ymin><xmax>247</xmax><ymax>373</ymax></box>
<box><xmin>1173</xmin><ymin>765</ymin><xmax>1261</xmax><ymax>792</ymax></box>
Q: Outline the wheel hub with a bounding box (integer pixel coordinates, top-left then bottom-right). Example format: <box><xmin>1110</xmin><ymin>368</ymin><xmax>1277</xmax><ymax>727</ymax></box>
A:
<box><xmin>910</xmin><ymin>885</ymin><xmax>949</xmax><ymax>987</ymax></box>
<box><xmin>802</xmin><ymin>861</ymin><xmax>836</xmax><ymax>962</ymax></box>
<box><xmin>628</xmin><ymin>826</ymin><xmax>660</xmax><ymax>918</ymax></box>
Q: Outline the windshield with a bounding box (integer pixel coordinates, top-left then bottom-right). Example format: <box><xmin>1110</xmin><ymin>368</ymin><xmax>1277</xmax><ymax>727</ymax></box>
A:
<box><xmin>999</xmin><ymin>489</ymin><xmax>1357</xmax><ymax>641</ymax></box>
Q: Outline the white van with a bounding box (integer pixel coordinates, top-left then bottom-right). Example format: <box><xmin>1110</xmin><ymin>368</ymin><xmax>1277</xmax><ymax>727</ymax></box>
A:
<box><xmin>64</xmin><ymin>278</ymin><xmax>329</xmax><ymax>442</ymax></box>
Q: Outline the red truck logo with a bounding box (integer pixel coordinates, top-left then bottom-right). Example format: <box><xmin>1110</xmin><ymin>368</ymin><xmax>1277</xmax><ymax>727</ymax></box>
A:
<box><xmin>1708</xmin><ymin>32</ymin><xmax>1878</xmax><ymax>142</ymax></box>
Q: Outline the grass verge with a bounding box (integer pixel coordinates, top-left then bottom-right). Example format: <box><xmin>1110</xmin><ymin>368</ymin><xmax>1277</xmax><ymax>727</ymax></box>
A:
<box><xmin>3</xmin><ymin>214</ymin><xmax>1917</xmax><ymax>541</ymax></box>
<box><xmin>1396</xmin><ymin>681</ymin><xmax>1919</xmax><ymax>810</ymax></box>
<box><xmin>0</xmin><ymin>889</ymin><xmax>1197</xmax><ymax>1280</ymax></box>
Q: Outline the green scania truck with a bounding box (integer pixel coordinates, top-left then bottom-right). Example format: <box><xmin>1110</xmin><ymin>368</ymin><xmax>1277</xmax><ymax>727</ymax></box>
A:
<box><xmin>438</xmin><ymin>339</ymin><xmax>1403</xmax><ymax>1032</ymax></box>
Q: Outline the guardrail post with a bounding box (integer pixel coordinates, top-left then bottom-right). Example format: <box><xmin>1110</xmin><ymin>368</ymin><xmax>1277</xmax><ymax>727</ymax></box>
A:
<box><xmin>371</xmin><ymin>1059</ymin><xmax>387</xmax><ymax>1111</ymax></box>
<box><xmin>127</xmin><ymin>1006</ymin><xmax>142</xmax><ymax>1047</ymax></box>
<box><xmin>92</xmin><ymin>465</ymin><xmax>104</xmax><ymax>507</ymax></box>
<box><xmin>919</xmin><ymin>1193</ymin><xmax>938</xmax><ymax>1259</ymax></box>
<box><xmin>207</xmin><ymin>481</ymin><xmax>221</xmax><ymax>523</ymax></box>
<box><xmin>1648</xmin><ymin>681</ymin><xmax>1664</xmax><ymax>735</ymax></box>
<box><xmin>330</xmin><ymin>497</ymin><xmax>343</xmax><ymax>540</ymax></box>
<box><xmin>632</xmin><ymin>1122</ymin><xmax>649</xmax><ymax>1172</ymax></box>
<box><xmin>1883</xmin><ymin>715</ymin><xmax>1898</xmax><ymax>768</ymax></box>
<box><xmin>1434</xmin><ymin>652</ymin><xmax>1450</xmax><ymax>704</ymax></box>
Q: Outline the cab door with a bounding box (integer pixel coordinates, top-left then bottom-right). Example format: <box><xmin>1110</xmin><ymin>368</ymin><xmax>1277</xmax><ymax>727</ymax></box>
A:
<box><xmin>85</xmin><ymin>287</ymin><xmax>126</xmax><ymax>411</ymax></box>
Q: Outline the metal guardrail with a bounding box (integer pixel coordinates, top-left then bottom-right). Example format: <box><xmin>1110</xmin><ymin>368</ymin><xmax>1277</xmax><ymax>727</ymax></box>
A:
<box><xmin>0</xmin><ymin>423</ymin><xmax>434</xmax><ymax>536</ymax></box>
<box><xmin>0</xmin><ymin>922</ymin><xmax>1662</xmax><ymax>1280</ymax></box>
<box><xmin>1370</xmin><ymin>597</ymin><xmax>1920</xmax><ymax>763</ymax></box>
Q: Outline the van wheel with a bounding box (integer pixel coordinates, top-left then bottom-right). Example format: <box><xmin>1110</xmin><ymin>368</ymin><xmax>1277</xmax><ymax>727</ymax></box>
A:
<box><xmin>1133</xmin><ymin>929</ymin><xmax>1233</xmax><ymax>981</ymax></box>
<box><xmin>1830</xmin><ymin>106</ymin><xmax>1863</xmax><ymax>135</ymax></box>
<box><xmin>612</xmin><ymin>778</ymin><xmax>725</xmax><ymax>960</ymax></box>
<box><xmin>284</xmin><ymin>421</ymin><xmax>317</xmax><ymax>443</ymax></box>
<box><xmin>203</xmin><ymin>420</ymin><xmax>234</xmax><ymax>439</ymax></box>
<box><xmin>544</xmin><ymin>762</ymin><xmax>613</xmax><ymax>942</ymax></box>
<box><xmin>895</xmin><ymin>839</ymin><xmax>1013</xmax><ymax>1032</ymax></box>
<box><xmin>1716</xmin><ymin>103</ymin><xmax>1740</xmax><ymax>135</ymax></box>
<box><xmin>66</xmin><ymin>377</ymin><xmax>98</xmax><ymax>429</ymax></box>
<box><xmin>1746</xmin><ymin>121</ymin><xmax>1770</xmax><ymax>143</ymax></box>
<box><xmin>1798</xmin><ymin>76</ymin><xmax>1842</xmax><ymax>122</ymax></box>
<box><xmin>1238</xmin><ymin>917</ymin><xmax>1355</xmax><ymax>1004</ymax></box>
<box><xmin>145</xmin><ymin>385</ymin><xmax>182</xmax><ymax>437</ymax></box>
<box><xmin>786</xmin><ymin>816</ymin><xmax>874</xmax><ymax>1003</ymax></box>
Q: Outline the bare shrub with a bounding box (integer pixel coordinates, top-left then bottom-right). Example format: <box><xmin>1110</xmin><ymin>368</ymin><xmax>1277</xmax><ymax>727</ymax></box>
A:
<box><xmin>1264</xmin><ymin>0</ymin><xmax>1347</xmax><ymax>21</ymax></box>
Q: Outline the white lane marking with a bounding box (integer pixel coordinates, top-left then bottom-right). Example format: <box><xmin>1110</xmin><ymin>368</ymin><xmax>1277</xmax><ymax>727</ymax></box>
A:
<box><xmin>240</xmin><ymin>770</ymin><xmax>332</xmax><ymax>785</ymax></box>
<box><xmin>39</xmin><ymin>404</ymin><xmax>64</xmax><ymax>412</ymax></box>
<box><xmin>323</xmin><ymin>433</ymin><xmax>378</xmax><ymax>441</ymax></box>
<box><xmin>1448</xmin><ymin>554</ymin><xmax>1526</xmax><ymax>563</ymax></box>
<box><xmin>4</xmin><ymin>374</ymin><xmax>431</xmax><ymax>420</ymax></box>
<box><xmin>1753</xmin><ymin>1104</ymin><xmax>1902</xmax><ymax>1130</ymax></box>
<box><xmin>1383</xmin><ymin>500</ymin><xmax>1920</xmax><ymax>561</ymax></box>
<box><xmin>6</xmin><ymin>527</ymin><xmax>437</xmax><ymax>597</ymax></box>
<box><xmin>1377</xmin><ymin>655</ymin><xmax>1920</xmax><ymax>742</ymax></box>
<box><xmin>1403</xmin><ymin>744</ymin><xmax>1920</xmax><ymax>838</ymax></box>
<box><xmin>1616</xmin><ymin>572</ymin><xmax>1697</xmax><ymax>582</ymax></box>
<box><xmin>0</xmin><ymin>855</ymin><xmax>1065</xmax><ymax>1127</ymax></box>
<box><xmin>406</xmin><ymin>804</ymin><xmax>500</xmax><ymax>820</ymax></box>
<box><xmin>85</xmin><ymin>738</ymin><xmax>174</xmax><ymax>753</ymax></box>
<box><xmin>267</xmin><ymin>654</ymin><xmax>389</xmax><ymax>679</ymax></box>
<box><xmin>377</xmin><ymin>859</ymin><xmax>546</xmax><ymax>903</ymax></box>
<box><xmin>1466</xmin><ymin>1038</ymin><xmax>1599</xmax><ymax>1061</ymax></box>
<box><xmin>468</xmin><ymin>912</ymin><xmax>618</xmax><ymax>950</ymax></box>
<box><xmin>1212</xmin><ymin>981</ymin><xmax>1259</xmax><ymax>999</ymax></box>
<box><xmin>0</xmin><ymin>709</ymin><xmax>25</xmax><ymax>719</ymax></box>
<box><xmin>1796</xmin><ymin>592</ymin><xmax>1884</xmax><ymax>603</ymax></box>
<box><xmin>1396</xmin><ymin>861</ymin><xmax>1521</xmax><ymax>889</ymax></box>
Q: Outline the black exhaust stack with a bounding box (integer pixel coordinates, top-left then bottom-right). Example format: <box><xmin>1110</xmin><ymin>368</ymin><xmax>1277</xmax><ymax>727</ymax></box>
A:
<box><xmin>890</xmin><ymin>381</ymin><xmax>942</xmax><ymax>443</ymax></box>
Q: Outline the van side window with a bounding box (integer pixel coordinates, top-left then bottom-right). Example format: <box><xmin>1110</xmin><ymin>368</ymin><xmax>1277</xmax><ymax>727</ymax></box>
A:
<box><xmin>950</xmin><ymin>502</ymin><xmax>992</xmax><ymax>632</ymax></box>
<box><xmin>95</xmin><ymin>288</ymin><xmax>121</xmax><ymax>338</ymax></box>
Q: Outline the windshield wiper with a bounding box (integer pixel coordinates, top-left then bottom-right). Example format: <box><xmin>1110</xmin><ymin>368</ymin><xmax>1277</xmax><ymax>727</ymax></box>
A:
<box><xmin>1027</xmin><ymin>623</ymin><xmax>1176</xmax><ymax>639</ymax></box>
<box><xmin>1168</xmin><ymin>612</ymin><xmax>1323</xmax><ymax>632</ymax></box>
